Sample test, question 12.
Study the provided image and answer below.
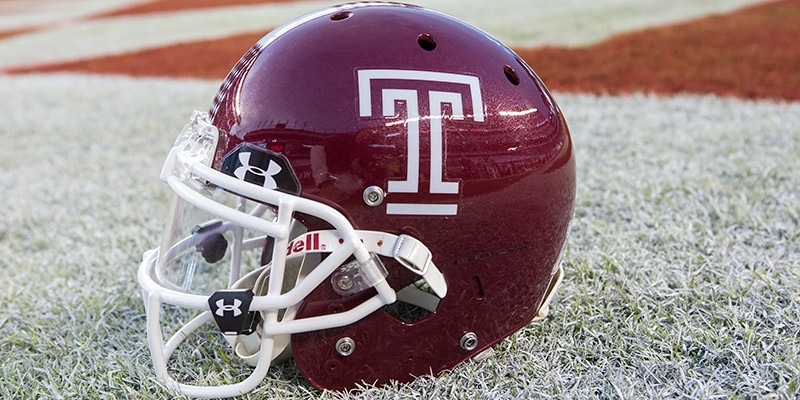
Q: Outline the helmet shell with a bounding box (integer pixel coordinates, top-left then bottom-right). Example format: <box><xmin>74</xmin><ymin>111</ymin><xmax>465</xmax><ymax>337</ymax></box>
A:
<box><xmin>208</xmin><ymin>2</ymin><xmax>575</xmax><ymax>389</ymax></box>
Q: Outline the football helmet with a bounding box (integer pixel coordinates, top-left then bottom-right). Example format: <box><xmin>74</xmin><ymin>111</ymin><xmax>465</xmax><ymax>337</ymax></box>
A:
<box><xmin>138</xmin><ymin>2</ymin><xmax>575</xmax><ymax>398</ymax></box>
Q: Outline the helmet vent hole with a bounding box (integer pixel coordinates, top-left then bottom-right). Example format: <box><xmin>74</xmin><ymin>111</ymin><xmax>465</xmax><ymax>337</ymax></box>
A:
<box><xmin>417</xmin><ymin>33</ymin><xmax>437</xmax><ymax>51</ymax></box>
<box><xmin>330</xmin><ymin>11</ymin><xmax>352</xmax><ymax>21</ymax></box>
<box><xmin>503</xmin><ymin>65</ymin><xmax>520</xmax><ymax>86</ymax></box>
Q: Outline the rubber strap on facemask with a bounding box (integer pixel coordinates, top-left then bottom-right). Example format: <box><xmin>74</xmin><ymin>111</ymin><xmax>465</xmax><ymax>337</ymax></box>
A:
<box><xmin>221</xmin><ymin>265</ymin><xmax>296</xmax><ymax>367</ymax></box>
<box><xmin>532</xmin><ymin>264</ymin><xmax>563</xmax><ymax>321</ymax></box>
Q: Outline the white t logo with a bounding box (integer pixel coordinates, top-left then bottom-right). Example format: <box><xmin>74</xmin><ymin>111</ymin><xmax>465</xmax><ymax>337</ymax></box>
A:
<box><xmin>358</xmin><ymin>69</ymin><xmax>485</xmax><ymax>216</ymax></box>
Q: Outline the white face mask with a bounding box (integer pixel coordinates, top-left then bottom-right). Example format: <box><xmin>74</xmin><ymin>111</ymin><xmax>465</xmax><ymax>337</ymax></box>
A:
<box><xmin>138</xmin><ymin>113</ymin><xmax>446</xmax><ymax>398</ymax></box>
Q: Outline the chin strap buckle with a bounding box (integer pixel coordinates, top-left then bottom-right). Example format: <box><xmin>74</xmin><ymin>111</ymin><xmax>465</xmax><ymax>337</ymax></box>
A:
<box><xmin>393</xmin><ymin>234</ymin><xmax>448</xmax><ymax>297</ymax></box>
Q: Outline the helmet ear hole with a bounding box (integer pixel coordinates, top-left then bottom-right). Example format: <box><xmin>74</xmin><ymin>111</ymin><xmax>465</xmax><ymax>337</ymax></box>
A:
<box><xmin>383</xmin><ymin>280</ymin><xmax>441</xmax><ymax>323</ymax></box>
<box><xmin>383</xmin><ymin>299</ymin><xmax>432</xmax><ymax>324</ymax></box>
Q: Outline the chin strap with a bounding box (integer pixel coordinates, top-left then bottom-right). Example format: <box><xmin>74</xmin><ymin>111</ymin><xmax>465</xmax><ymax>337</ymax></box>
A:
<box><xmin>532</xmin><ymin>264</ymin><xmax>563</xmax><ymax>322</ymax></box>
<box><xmin>211</xmin><ymin>229</ymin><xmax>448</xmax><ymax>367</ymax></box>
<box><xmin>282</xmin><ymin>229</ymin><xmax>447</xmax><ymax>298</ymax></box>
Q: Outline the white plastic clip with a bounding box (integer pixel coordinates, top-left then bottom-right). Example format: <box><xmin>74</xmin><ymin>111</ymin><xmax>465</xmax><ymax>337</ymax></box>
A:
<box><xmin>393</xmin><ymin>235</ymin><xmax>447</xmax><ymax>297</ymax></box>
<box><xmin>394</xmin><ymin>235</ymin><xmax>431</xmax><ymax>275</ymax></box>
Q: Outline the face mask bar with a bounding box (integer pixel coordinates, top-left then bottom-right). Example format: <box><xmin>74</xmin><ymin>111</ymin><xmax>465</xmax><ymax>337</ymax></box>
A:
<box><xmin>138</xmin><ymin>112</ymin><xmax>448</xmax><ymax>398</ymax></box>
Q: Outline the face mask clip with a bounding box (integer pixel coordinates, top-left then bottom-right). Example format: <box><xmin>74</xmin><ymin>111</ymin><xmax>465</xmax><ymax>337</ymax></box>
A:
<box><xmin>330</xmin><ymin>254</ymin><xmax>389</xmax><ymax>297</ymax></box>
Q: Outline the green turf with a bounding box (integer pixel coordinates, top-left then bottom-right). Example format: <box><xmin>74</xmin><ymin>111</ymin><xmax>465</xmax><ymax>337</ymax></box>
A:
<box><xmin>0</xmin><ymin>74</ymin><xmax>797</xmax><ymax>399</ymax></box>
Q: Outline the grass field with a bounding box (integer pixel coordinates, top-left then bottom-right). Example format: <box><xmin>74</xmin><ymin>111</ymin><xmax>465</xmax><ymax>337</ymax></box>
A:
<box><xmin>1</xmin><ymin>1</ymin><xmax>799</xmax><ymax>399</ymax></box>
<box><xmin>2</xmin><ymin>73</ymin><xmax>797</xmax><ymax>399</ymax></box>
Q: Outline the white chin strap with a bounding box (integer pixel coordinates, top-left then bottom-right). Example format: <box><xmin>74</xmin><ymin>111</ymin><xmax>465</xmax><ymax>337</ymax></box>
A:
<box><xmin>223</xmin><ymin>229</ymin><xmax>448</xmax><ymax>367</ymax></box>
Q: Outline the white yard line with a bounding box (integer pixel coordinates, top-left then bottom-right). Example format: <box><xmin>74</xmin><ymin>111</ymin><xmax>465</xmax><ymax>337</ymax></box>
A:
<box><xmin>419</xmin><ymin>0</ymin><xmax>770</xmax><ymax>47</ymax></box>
<box><xmin>0</xmin><ymin>0</ymin><xmax>771</xmax><ymax>70</ymax></box>
<box><xmin>0</xmin><ymin>0</ymin><xmax>151</xmax><ymax>31</ymax></box>
<box><xmin>0</xmin><ymin>1</ymin><xmax>334</xmax><ymax>69</ymax></box>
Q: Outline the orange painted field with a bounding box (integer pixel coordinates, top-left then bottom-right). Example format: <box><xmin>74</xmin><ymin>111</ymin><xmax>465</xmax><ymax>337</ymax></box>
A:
<box><xmin>4</xmin><ymin>0</ymin><xmax>798</xmax><ymax>101</ymax></box>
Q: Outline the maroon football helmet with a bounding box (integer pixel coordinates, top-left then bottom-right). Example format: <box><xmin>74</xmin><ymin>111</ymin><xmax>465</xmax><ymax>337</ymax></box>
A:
<box><xmin>138</xmin><ymin>2</ymin><xmax>575</xmax><ymax>397</ymax></box>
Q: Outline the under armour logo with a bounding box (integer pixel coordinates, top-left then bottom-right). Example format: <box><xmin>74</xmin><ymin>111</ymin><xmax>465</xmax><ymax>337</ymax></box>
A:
<box><xmin>208</xmin><ymin>289</ymin><xmax>260</xmax><ymax>335</ymax></box>
<box><xmin>233</xmin><ymin>151</ymin><xmax>282</xmax><ymax>189</ymax></box>
<box><xmin>215</xmin><ymin>298</ymin><xmax>243</xmax><ymax>317</ymax></box>
<box><xmin>220</xmin><ymin>144</ymin><xmax>301</xmax><ymax>195</ymax></box>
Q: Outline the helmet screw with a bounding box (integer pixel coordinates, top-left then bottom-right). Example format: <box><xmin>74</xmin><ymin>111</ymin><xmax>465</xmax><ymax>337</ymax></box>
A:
<box><xmin>336</xmin><ymin>337</ymin><xmax>356</xmax><ymax>356</ymax></box>
<box><xmin>362</xmin><ymin>186</ymin><xmax>385</xmax><ymax>207</ymax></box>
<box><xmin>336</xmin><ymin>275</ymin><xmax>354</xmax><ymax>291</ymax></box>
<box><xmin>460</xmin><ymin>332</ymin><xmax>479</xmax><ymax>351</ymax></box>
